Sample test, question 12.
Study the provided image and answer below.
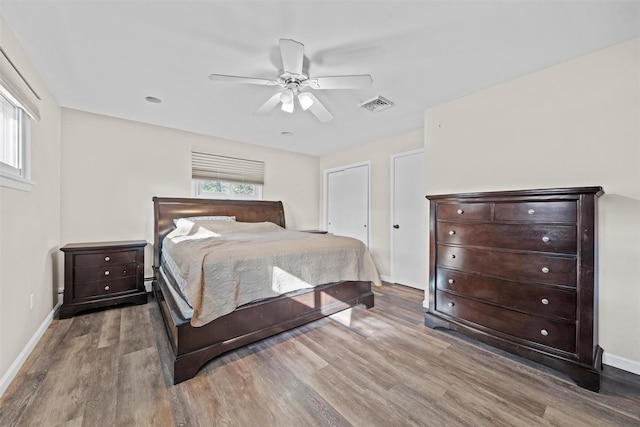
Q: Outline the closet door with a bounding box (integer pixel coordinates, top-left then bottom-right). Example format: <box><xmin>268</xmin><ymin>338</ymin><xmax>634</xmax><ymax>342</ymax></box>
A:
<box><xmin>391</xmin><ymin>150</ymin><xmax>426</xmax><ymax>289</ymax></box>
<box><xmin>325</xmin><ymin>163</ymin><xmax>369</xmax><ymax>246</ymax></box>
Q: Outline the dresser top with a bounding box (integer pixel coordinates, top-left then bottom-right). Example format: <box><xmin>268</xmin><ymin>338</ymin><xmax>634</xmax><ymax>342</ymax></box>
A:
<box><xmin>426</xmin><ymin>186</ymin><xmax>604</xmax><ymax>200</ymax></box>
<box><xmin>61</xmin><ymin>240</ymin><xmax>147</xmax><ymax>252</ymax></box>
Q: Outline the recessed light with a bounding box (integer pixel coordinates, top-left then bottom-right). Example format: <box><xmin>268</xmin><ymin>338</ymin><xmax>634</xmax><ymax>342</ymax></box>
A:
<box><xmin>281</xmin><ymin>131</ymin><xmax>293</xmax><ymax>136</ymax></box>
<box><xmin>145</xmin><ymin>96</ymin><xmax>162</xmax><ymax>103</ymax></box>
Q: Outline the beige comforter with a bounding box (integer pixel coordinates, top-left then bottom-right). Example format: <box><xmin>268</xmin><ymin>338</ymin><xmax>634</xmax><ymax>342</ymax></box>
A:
<box><xmin>163</xmin><ymin>220</ymin><xmax>381</xmax><ymax>327</ymax></box>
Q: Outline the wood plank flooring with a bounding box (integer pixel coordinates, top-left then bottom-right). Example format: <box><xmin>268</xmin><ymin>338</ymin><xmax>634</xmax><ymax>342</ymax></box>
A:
<box><xmin>1</xmin><ymin>282</ymin><xmax>639</xmax><ymax>426</ymax></box>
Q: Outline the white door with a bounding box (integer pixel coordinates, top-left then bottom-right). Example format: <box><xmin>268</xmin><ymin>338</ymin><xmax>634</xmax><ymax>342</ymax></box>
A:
<box><xmin>326</xmin><ymin>163</ymin><xmax>369</xmax><ymax>246</ymax></box>
<box><xmin>391</xmin><ymin>150</ymin><xmax>426</xmax><ymax>289</ymax></box>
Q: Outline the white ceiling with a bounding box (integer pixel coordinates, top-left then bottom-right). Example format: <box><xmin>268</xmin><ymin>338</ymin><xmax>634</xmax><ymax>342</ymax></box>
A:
<box><xmin>1</xmin><ymin>1</ymin><xmax>638</xmax><ymax>156</ymax></box>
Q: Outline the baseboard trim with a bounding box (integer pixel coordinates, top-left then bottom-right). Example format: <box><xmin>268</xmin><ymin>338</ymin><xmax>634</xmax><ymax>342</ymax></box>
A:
<box><xmin>603</xmin><ymin>352</ymin><xmax>640</xmax><ymax>375</ymax></box>
<box><xmin>0</xmin><ymin>302</ymin><xmax>60</xmax><ymax>398</ymax></box>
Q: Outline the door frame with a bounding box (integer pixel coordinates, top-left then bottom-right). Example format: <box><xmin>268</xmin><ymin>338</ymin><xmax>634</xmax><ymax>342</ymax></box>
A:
<box><xmin>323</xmin><ymin>160</ymin><xmax>371</xmax><ymax>247</ymax></box>
<box><xmin>389</xmin><ymin>148</ymin><xmax>425</xmax><ymax>285</ymax></box>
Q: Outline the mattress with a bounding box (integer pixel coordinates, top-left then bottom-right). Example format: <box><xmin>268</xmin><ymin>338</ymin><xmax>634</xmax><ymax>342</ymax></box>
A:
<box><xmin>159</xmin><ymin>265</ymin><xmax>194</xmax><ymax>319</ymax></box>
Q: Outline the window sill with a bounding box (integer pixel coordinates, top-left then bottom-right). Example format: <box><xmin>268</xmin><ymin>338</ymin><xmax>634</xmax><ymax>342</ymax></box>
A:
<box><xmin>0</xmin><ymin>171</ymin><xmax>34</xmax><ymax>192</ymax></box>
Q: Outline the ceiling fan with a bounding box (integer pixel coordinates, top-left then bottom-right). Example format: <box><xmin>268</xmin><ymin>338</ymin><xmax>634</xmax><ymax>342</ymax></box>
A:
<box><xmin>208</xmin><ymin>39</ymin><xmax>373</xmax><ymax>123</ymax></box>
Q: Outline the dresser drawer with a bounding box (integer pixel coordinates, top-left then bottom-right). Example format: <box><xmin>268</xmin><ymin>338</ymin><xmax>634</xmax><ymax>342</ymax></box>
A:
<box><xmin>74</xmin><ymin>262</ymin><xmax>138</xmax><ymax>283</ymax></box>
<box><xmin>436</xmin><ymin>269</ymin><xmax>576</xmax><ymax>320</ymax></box>
<box><xmin>74</xmin><ymin>276</ymin><xmax>139</xmax><ymax>300</ymax></box>
<box><xmin>75</xmin><ymin>250</ymin><xmax>140</xmax><ymax>268</ymax></box>
<box><xmin>438</xmin><ymin>245</ymin><xmax>576</xmax><ymax>286</ymax></box>
<box><xmin>437</xmin><ymin>222</ymin><xmax>577</xmax><ymax>254</ymax></box>
<box><xmin>494</xmin><ymin>201</ymin><xmax>576</xmax><ymax>223</ymax></box>
<box><xmin>437</xmin><ymin>203</ymin><xmax>491</xmax><ymax>221</ymax></box>
<box><xmin>435</xmin><ymin>291</ymin><xmax>576</xmax><ymax>353</ymax></box>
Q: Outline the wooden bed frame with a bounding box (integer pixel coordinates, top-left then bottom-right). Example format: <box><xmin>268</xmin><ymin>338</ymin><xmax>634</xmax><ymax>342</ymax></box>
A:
<box><xmin>152</xmin><ymin>197</ymin><xmax>375</xmax><ymax>384</ymax></box>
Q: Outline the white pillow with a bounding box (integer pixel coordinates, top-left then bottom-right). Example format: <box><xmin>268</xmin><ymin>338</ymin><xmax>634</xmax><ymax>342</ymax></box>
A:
<box><xmin>173</xmin><ymin>215</ymin><xmax>236</xmax><ymax>227</ymax></box>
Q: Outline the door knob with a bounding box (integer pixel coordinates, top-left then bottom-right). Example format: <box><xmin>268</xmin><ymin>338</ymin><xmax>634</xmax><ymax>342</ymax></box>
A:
<box><xmin>393</xmin><ymin>224</ymin><xmax>400</xmax><ymax>229</ymax></box>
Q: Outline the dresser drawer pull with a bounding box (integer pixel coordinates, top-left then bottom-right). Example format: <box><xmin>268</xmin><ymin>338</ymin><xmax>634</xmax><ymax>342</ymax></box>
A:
<box><xmin>540</xmin><ymin>329</ymin><xmax>549</xmax><ymax>336</ymax></box>
<box><xmin>457</xmin><ymin>209</ymin><xmax>464</xmax><ymax>214</ymax></box>
<box><xmin>542</xmin><ymin>236</ymin><xmax>550</xmax><ymax>243</ymax></box>
<box><xmin>450</xmin><ymin>254</ymin><xmax>456</xmax><ymax>259</ymax></box>
<box><xmin>122</xmin><ymin>270</ymin><xmax>127</xmax><ymax>276</ymax></box>
<box><xmin>104</xmin><ymin>256</ymin><xmax>110</xmax><ymax>262</ymax></box>
<box><xmin>541</xmin><ymin>267</ymin><xmax>549</xmax><ymax>274</ymax></box>
<box><xmin>528</xmin><ymin>209</ymin><xmax>536</xmax><ymax>215</ymax></box>
<box><xmin>448</xmin><ymin>302</ymin><xmax>455</xmax><ymax>307</ymax></box>
<box><xmin>448</xmin><ymin>278</ymin><xmax>455</xmax><ymax>284</ymax></box>
<box><xmin>104</xmin><ymin>285</ymin><xmax>110</xmax><ymax>291</ymax></box>
<box><xmin>104</xmin><ymin>270</ymin><xmax>110</xmax><ymax>276</ymax></box>
<box><xmin>541</xmin><ymin>298</ymin><xmax>549</xmax><ymax>305</ymax></box>
<box><xmin>449</xmin><ymin>230</ymin><xmax>456</xmax><ymax>235</ymax></box>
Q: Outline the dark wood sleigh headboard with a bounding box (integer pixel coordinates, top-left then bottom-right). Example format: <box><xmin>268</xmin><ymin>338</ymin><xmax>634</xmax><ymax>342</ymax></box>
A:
<box><xmin>152</xmin><ymin>197</ymin><xmax>286</xmax><ymax>268</ymax></box>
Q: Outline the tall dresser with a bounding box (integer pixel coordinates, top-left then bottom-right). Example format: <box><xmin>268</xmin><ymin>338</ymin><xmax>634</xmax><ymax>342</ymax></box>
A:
<box><xmin>424</xmin><ymin>187</ymin><xmax>603</xmax><ymax>391</ymax></box>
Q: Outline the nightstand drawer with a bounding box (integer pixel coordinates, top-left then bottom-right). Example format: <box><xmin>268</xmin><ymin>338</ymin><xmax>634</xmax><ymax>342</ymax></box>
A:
<box><xmin>74</xmin><ymin>262</ymin><xmax>138</xmax><ymax>283</ymax></box>
<box><xmin>74</xmin><ymin>276</ymin><xmax>138</xmax><ymax>299</ymax></box>
<box><xmin>75</xmin><ymin>250</ymin><xmax>139</xmax><ymax>268</ymax></box>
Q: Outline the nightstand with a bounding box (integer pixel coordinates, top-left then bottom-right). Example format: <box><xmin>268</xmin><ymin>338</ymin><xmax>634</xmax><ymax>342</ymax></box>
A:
<box><xmin>59</xmin><ymin>240</ymin><xmax>147</xmax><ymax>318</ymax></box>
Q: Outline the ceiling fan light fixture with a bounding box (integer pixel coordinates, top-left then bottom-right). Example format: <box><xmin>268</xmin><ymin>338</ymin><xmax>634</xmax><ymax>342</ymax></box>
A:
<box><xmin>281</xmin><ymin>99</ymin><xmax>295</xmax><ymax>113</ymax></box>
<box><xmin>280</xmin><ymin>89</ymin><xmax>294</xmax><ymax>105</ymax></box>
<box><xmin>298</xmin><ymin>92</ymin><xmax>314</xmax><ymax>110</ymax></box>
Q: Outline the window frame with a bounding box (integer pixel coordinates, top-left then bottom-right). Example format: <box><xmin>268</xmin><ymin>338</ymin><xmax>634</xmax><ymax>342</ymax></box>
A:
<box><xmin>192</xmin><ymin>179</ymin><xmax>263</xmax><ymax>201</ymax></box>
<box><xmin>0</xmin><ymin>92</ymin><xmax>32</xmax><ymax>192</ymax></box>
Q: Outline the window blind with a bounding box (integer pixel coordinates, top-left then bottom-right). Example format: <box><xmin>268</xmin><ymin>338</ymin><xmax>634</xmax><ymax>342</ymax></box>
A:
<box><xmin>0</xmin><ymin>47</ymin><xmax>40</xmax><ymax>121</ymax></box>
<box><xmin>192</xmin><ymin>152</ymin><xmax>264</xmax><ymax>185</ymax></box>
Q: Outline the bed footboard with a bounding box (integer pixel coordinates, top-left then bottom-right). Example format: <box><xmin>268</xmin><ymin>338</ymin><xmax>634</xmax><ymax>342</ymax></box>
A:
<box><xmin>153</xmin><ymin>271</ymin><xmax>374</xmax><ymax>384</ymax></box>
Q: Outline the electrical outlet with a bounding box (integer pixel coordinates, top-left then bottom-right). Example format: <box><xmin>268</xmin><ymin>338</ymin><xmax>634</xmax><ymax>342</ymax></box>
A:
<box><xmin>30</xmin><ymin>293</ymin><xmax>34</xmax><ymax>309</ymax></box>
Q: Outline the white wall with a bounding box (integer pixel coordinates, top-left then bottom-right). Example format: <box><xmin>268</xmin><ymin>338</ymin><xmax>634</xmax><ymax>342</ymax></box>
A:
<box><xmin>0</xmin><ymin>13</ymin><xmax>61</xmax><ymax>387</ymax></box>
<box><xmin>60</xmin><ymin>109</ymin><xmax>321</xmax><ymax>277</ymax></box>
<box><xmin>320</xmin><ymin>129</ymin><xmax>424</xmax><ymax>277</ymax></box>
<box><xmin>424</xmin><ymin>38</ymin><xmax>640</xmax><ymax>370</ymax></box>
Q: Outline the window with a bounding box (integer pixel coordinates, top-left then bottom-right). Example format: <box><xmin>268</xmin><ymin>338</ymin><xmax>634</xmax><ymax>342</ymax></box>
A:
<box><xmin>191</xmin><ymin>152</ymin><xmax>264</xmax><ymax>200</ymax></box>
<box><xmin>193</xmin><ymin>179</ymin><xmax>263</xmax><ymax>200</ymax></box>
<box><xmin>0</xmin><ymin>92</ymin><xmax>31</xmax><ymax>190</ymax></box>
<box><xmin>0</xmin><ymin>47</ymin><xmax>39</xmax><ymax>191</ymax></box>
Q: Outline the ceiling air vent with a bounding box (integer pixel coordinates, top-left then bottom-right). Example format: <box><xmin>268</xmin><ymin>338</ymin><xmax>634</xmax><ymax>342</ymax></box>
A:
<box><xmin>359</xmin><ymin>96</ymin><xmax>394</xmax><ymax>113</ymax></box>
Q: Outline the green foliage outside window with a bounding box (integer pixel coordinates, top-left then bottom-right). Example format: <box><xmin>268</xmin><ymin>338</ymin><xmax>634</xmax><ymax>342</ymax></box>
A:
<box><xmin>200</xmin><ymin>180</ymin><xmax>256</xmax><ymax>196</ymax></box>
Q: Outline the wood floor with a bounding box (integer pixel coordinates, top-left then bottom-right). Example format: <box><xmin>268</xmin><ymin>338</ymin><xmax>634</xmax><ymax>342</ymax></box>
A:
<box><xmin>1</xmin><ymin>282</ymin><xmax>639</xmax><ymax>427</ymax></box>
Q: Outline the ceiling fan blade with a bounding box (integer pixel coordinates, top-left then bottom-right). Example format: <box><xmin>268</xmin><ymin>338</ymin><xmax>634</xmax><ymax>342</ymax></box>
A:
<box><xmin>255</xmin><ymin>92</ymin><xmax>283</xmax><ymax>115</ymax></box>
<box><xmin>209</xmin><ymin>74</ymin><xmax>278</xmax><ymax>86</ymax></box>
<box><xmin>309</xmin><ymin>75</ymin><xmax>373</xmax><ymax>90</ymax></box>
<box><xmin>304</xmin><ymin>92</ymin><xmax>333</xmax><ymax>123</ymax></box>
<box><xmin>279</xmin><ymin>39</ymin><xmax>304</xmax><ymax>76</ymax></box>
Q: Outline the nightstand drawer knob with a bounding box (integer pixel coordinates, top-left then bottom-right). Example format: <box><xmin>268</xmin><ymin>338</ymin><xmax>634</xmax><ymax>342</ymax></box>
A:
<box><xmin>528</xmin><ymin>209</ymin><xmax>536</xmax><ymax>215</ymax></box>
<box><xmin>104</xmin><ymin>285</ymin><xmax>110</xmax><ymax>291</ymax></box>
<box><xmin>541</xmin><ymin>267</ymin><xmax>549</xmax><ymax>274</ymax></box>
<box><xmin>449</xmin><ymin>230</ymin><xmax>456</xmax><ymax>235</ymax></box>
<box><xmin>457</xmin><ymin>209</ymin><xmax>464</xmax><ymax>214</ymax></box>
<box><xmin>448</xmin><ymin>278</ymin><xmax>455</xmax><ymax>284</ymax></box>
<box><xmin>541</xmin><ymin>298</ymin><xmax>549</xmax><ymax>305</ymax></box>
<box><xmin>448</xmin><ymin>302</ymin><xmax>455</xmax><ymax>307</ymax></box>
<box><xmin>104</xmin><ymin>270</ymin><xmax>110</xmax><ymax>276</ymax></box>
<box><xmin>104</xmin><ymin>256</ymin><xmax>110</xmax><ymax>262</ymax></box>
<box><xmin>540</xmin><ymin>329</ymin><xmax>549</xmax><ymax>336</ymax></box>
<box><xmin>542</xmin><ymin>236</ymin><xmax>550</xmax><ymax>243</ymax></box>
<box><xmin>450</xmin><ymin>254</ymin><xmax>456</xmax><ymax>259</ymax></box>
<box><xmin>122</xmin><ymin>270</ymin><xmax>127</xmax><ymax>276</ymax></box>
